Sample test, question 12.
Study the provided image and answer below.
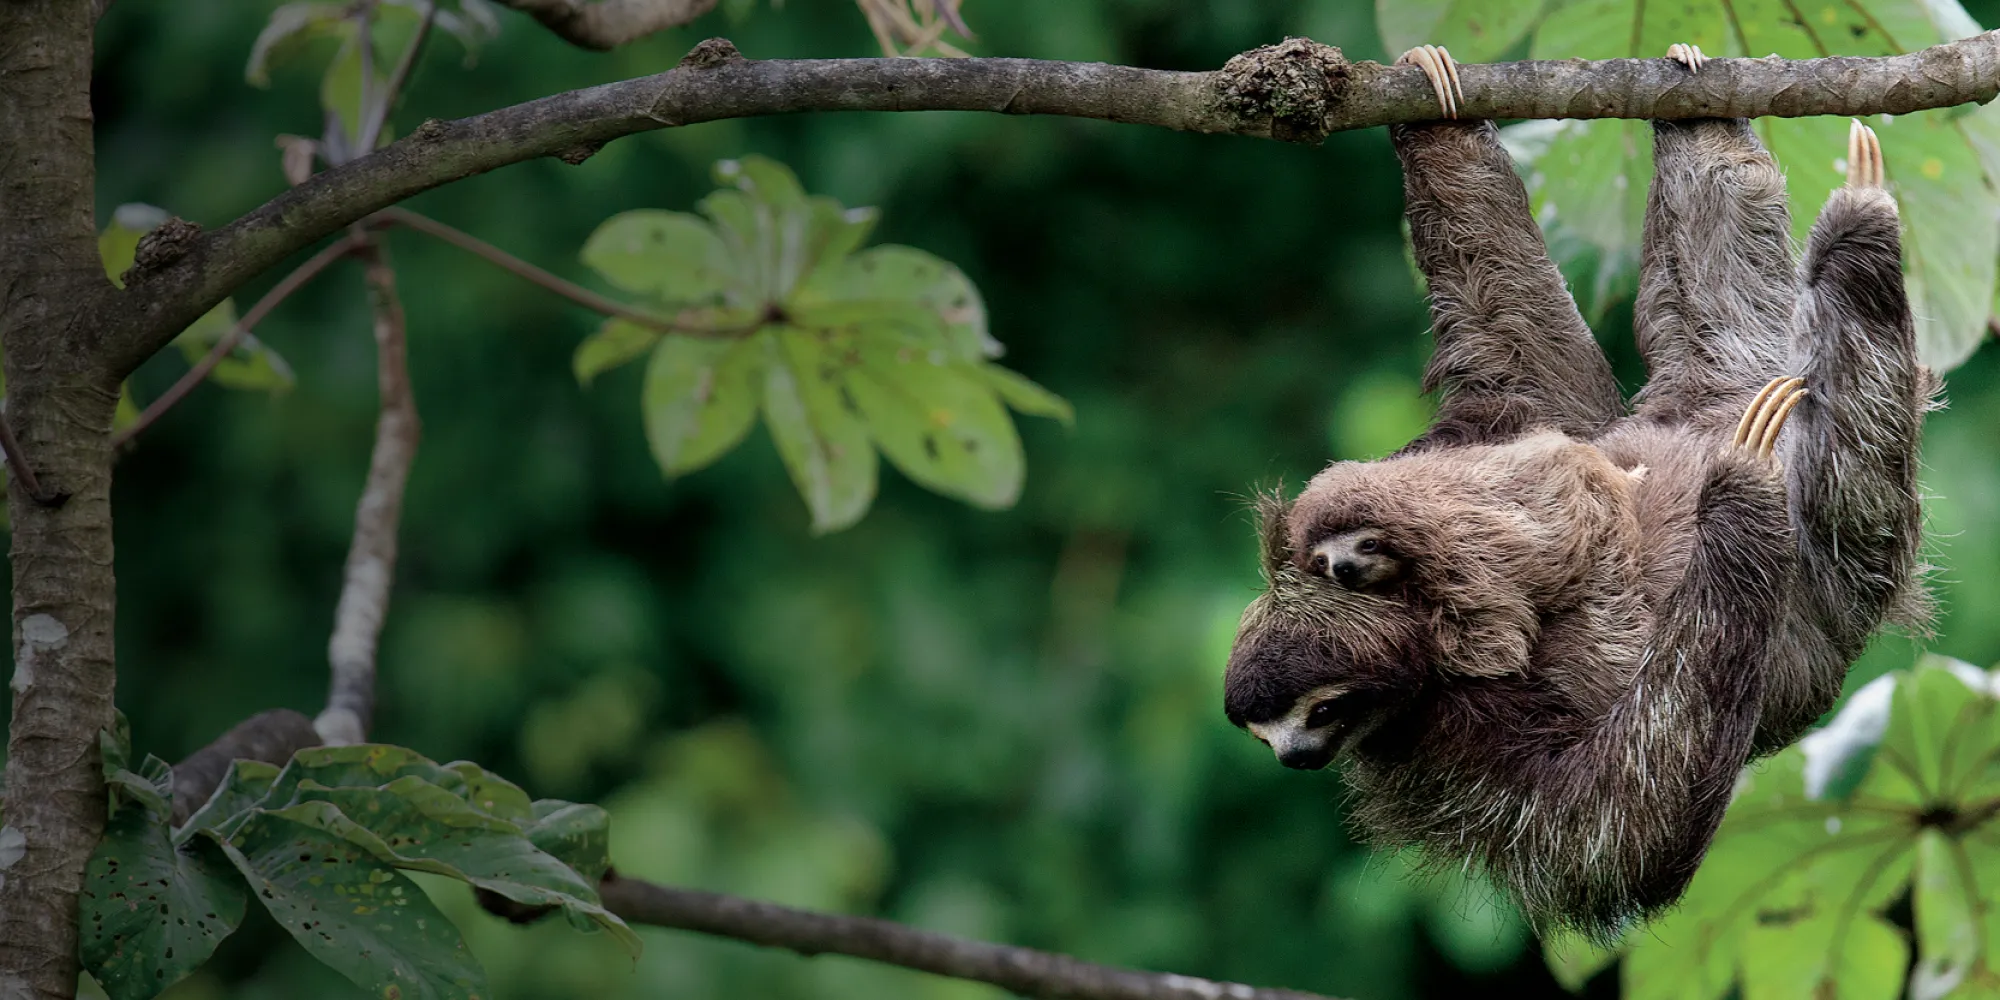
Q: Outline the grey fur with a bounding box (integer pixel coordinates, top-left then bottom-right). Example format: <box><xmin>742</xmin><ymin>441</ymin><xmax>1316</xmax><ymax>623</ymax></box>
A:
<box><xmin>1223</xmin><ymin>116</ymin><xmax>1932</xmax><ymax>939</ymax></box>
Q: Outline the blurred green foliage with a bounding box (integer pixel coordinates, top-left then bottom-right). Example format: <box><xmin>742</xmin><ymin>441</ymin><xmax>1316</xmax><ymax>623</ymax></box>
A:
<box><xmin>56</xmin><ymin>0</ymin><xmax>2000</xmax><ymax>997</ymax></box>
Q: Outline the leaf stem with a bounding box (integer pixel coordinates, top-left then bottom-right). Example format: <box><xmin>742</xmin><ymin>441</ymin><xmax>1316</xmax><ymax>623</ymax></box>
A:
<box><xmin>371</xmin><ymin>207</ymin><xmax>749</xmax><ymax>337</ymax></box>
<box><xmin>357</xmin><ymin>0</ymin><xmax>435</xmax><ymax>157</ymax></box>
<box><xmin>113</xmin><ymin>234</ymin><xmax>364</xmax><ymax>449</ymax></box>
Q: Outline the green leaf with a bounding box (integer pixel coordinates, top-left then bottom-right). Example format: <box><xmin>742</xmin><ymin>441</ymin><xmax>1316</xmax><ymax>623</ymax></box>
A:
<box><xmin>581</xmin><ymin>210</ymin><xmax>736</xmax><ymax>305</ymax></box>
<box><xmin>1800</xmin><ymin>673</ymin><xmax>1898</xmax><ymax>802</ymax></box>
<box><xmin>1376</xmin><ymin>0</ymin><xmax>1544</xmax><ymax>63</ymax></box>
<box><xmin>215</xmin><ymin>810</ymin><xmax>487</xmax><ymax>1000</ymax></box>
<box><xmin>81</xmin><ymin>779</ymin><xmax>248</xmax><ymax>1000</ymax></box>
<box><xmin>271</xmin><ymin>785</ymin><xmax>637</xmax><ymax>953</ymax></box>
<box><xmin>1911</xmin><ymin>829</ymin><xmax>1981</xmax><ymax>1000</ymax></box>
<box><xmin>844</xmin><ymin>348</ymin><xmax>1024</xmax><ymax>510</ymax></box>
<box><xmin>977</xmin><ymin>363</ymin><xmax>1073</xmax><ymax>426</ymax></box>
<box><xmin>1543</xmin><ymin>929</ymin><xmax>1619</xmax><ymax>993</ymax></box>
<box><xmin>523</xmin><ymin>800</ymin><xmax>613</xmax><ymax>883</ymax></box>
<box><xmin>763</xmin><ymin>332</ymin><xmax>876</xmax><ymax>533</ymax></box>
<box><xmin>319</xmin><ymin>27</ymin><xmax>379</xmax><ymax>153</ymax></box>
<box><xmin>701</xmin><ymin>157</ymin><xmax>879</xmax><ymax>304</ymax></box>
<box><xmin>641</xmin><ymin>334</ymin><xmax>765</xmax><ymax>475</ymax></box>
<box><xmin>576</xmin><ymin>319</ymin><xmax>664</xmax><ymax>384</ymax></box>
<box><xmin>114</xmin><ymin>385</ymin><xmax>140</xmax><ymax>432</ymax></box>
<box><xmin>803</xmin><ymin>245</ymin><xmax>998</xmax><ymax>362</ymax></box>
<box><xmin>97</xmin><ymin>204</ymin><xmax>170</xmax><ymax>288</ymax></box>
<box><xmin>1516</xmin><ymin>0</ymin><xmax>1997</xmax><ymax>371</ymax></box>
<box><xmin>177</xmin><ymin>759</ymin><xmax>283</xmax><ymax>842</ymax></box>
<box><xmin>246</xmin><ymin>2</ymin><xmax>348</xmax><ymax>87</ymax></box>
<box><xmin>172</xmin><ymin>300</ymin><xmax>295</xmax><ymax>395</ymax></box>
<box><xmin>437</xmin><ymin>760</ymin><xmax>536</xmax><ymax>824</ymax></box>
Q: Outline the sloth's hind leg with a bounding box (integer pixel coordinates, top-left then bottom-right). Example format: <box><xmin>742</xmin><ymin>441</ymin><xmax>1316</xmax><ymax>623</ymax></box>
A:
<box><xmin>1758</xmin><ymin>121</ymin><xmax>1930</xmax><ymax>751</ymax></box>
<box><xmin>1631</xmin><ymin>44</ymin><xmax>1796</xmax><ymax>428</ymax></box>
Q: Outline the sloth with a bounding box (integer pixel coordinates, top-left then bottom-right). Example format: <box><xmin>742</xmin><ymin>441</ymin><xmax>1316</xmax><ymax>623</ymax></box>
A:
<box><xmin>1307</xmin><ymin>528</ymin><xmax>1407</xmax><ymax>592</ymax></box>
<box><xmin>1223</xmin><ymin>43</ymin><xmax>1932</xmax><ymax>938</ymax></box>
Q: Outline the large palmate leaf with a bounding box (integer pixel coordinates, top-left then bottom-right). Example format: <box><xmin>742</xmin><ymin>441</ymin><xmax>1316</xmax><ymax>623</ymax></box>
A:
<box><xmin>575</xmin><ymin>155</ymin><xmax>1070</xmax><ymax>531</ymax></box>
<box><xmin>1553</xmin><ymin>656</ymin><xmax>2000</xmax><ymax>999</ymax></box>
<box><xmin>1376</xmin><ymin>0</ymin><xmax>1545</xmax><ymax>63</ymax></box>
<box><xmin>80</xmin><ymin>728</ymin><xmax>248</xmax><ymax>1000</ymax></box>
<box><xmin>1490</xmin><ymin>0</ymin><xmax>2000</xmax><ymax>371</ymax></box>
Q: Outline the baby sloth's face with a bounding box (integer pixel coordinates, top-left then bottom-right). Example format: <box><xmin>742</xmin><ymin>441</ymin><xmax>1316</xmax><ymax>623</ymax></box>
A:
<box><xmin>1305</xmin><ymin>528</ymin><xmax>1407</xmax><ymax>592</ymax></box>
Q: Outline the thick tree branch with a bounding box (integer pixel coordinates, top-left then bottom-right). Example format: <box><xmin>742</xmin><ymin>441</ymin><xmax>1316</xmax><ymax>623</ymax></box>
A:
<box><xmin>595</xmin><ymin>875</ymin><xmax>1341</xmax><ymax>1000</ymax></box>
<box><xmin>167</xmin><ymin>709</ymin><xmax>321</xmax><ymax>826</ymax></box>
<box><xmin>315</xmin><ymin>237</ymin><xmax>419</xmax><ymax>746</ymax></box>
<box><xmin>107</xmin><ymin>31</ymin><xmax>2000</xmax><ymax>379</ymax></box>
<box><xmin>492</xmin><ymin>0</ymin><xmax>718</xmax><ymax>51</ymax></box>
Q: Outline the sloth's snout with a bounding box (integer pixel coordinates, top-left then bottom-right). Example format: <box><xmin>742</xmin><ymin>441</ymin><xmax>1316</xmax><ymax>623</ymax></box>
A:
<box><xmin>1278</xmin><ymin>744</ymin><xmax>1335</xmax><ymax>770</ymax></box>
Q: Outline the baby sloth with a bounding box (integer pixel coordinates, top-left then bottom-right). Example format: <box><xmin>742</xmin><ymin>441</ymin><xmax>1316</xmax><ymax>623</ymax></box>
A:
<box><xmin>1308</xmin><ymin>528</ymin><xmax>1406</xmax><ymax>592</ymax></box>
<box><xmin>1224</xmin><ymin>44</ymin><xmax>1932</xmax><ymax>938</ymax></box>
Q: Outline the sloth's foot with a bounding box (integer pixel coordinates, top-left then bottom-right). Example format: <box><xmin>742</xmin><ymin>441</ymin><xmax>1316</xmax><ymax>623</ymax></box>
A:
<box><xmin>1666</xmin><ymin>42</ymin><xmax>1708</xmax><ymax>72</ymax></box>
<box><xmin>1847</xmin><ymin>119</ymin><xmax>1885</xmax><ymax>189</ymax></box>
<box><xmin>1397</xmin><ymin>45</ymin><xmax>1463</xmax><ymax>119</ymax></box>
<box><xmin>1733</xmin><ymin>376</ymin><xmax>1809</xmax><ymax>461</ymax></box>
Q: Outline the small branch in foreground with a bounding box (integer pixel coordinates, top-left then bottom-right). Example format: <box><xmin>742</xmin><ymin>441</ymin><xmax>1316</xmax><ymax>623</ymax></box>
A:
<box><xmin>355</xmin><ymin>0</ymin><xmax>436</xmax><ymax>158</ymax></box>
<box><xmin>112</xmin><ymin>234</ymin><xmax>363</xmax><ymax>448</ymax></box>
<box><xmin>594</xmin><ymin>875</ymin><xmax>1343</xmax><ymax>1000</ymax></box>
<box><xmin>0</xmin><ymin>412</ymin><xmax>66</xmax><ymax>506</ymax></box>
<box><xmin>316</xmin><ymin>236</ymin><xmax>420</xmax><ymax>746</ymax></box>
<box><xmin>372</xmin><ymin>207</ymin><xmax>747</xmax><ymax>336</ymax></box>
<box><xmin>492</xmin><ymin>0</ymin><xmax>719</xmax><ymax>51</ymax></box>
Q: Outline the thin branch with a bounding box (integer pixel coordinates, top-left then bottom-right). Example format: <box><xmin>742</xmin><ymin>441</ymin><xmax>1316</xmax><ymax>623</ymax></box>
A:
<box><xmin>356</xmin><ymin>0</ymin><xmax>437</xmax><ymax>157</ymax></box>
<box><xmin>371</xmin><ymin>207</ymin><xmax>745</xmax><ymax>335</ymax></box>
<box><xmin>0</xmin><ymin>411</ymin><xmax>63</xmax><ymax>506</ymax></box>
<box><xmin>491</xmin><ymin>0</ymin><xmax>719</xmax><ymax>51</ymax></box>
<box><xmin>112</xmin><ymin>234</ymin><xmax>362</xmax><ymax>448</ymax></box>
<box><xmin>108</xmin><ymin>31</ymin><xmax>2000</xmax><ymax>378</ymax></box>
<box><xmin>316</xmin><ymin>237</ymin><xmax>420</xmax><ymax>746</ymax></box>
<box><xmin>595</xmin><ymin>875</ymin><xmax>1343</xmax><ymax>1000</ymax></box>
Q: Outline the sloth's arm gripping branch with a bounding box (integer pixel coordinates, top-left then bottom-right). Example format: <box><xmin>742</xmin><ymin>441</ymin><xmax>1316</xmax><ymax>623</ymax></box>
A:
<box><xmin>102</xmin><ymin>31</ymin><xmax>2000</xmax><ymax>381</ymax></box>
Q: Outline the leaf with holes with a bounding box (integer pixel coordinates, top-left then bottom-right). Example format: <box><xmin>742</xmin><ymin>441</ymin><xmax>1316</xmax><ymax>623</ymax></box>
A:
<box><xmin>641</xmin><ymin>333</ymin><xmax>767</xmax><ymax>475</ymax></box>
<box><xmin>81</xmin><ymin>760</ymin><xmax>248</xmax><ymax>1000</ymax></box>
<box><xmin>177</xmin><ymin>759</ymin><xmax>282</xmax><ymax>842</ymax></box>
<box><xmin>845</xmin><ymin>347</ymin><xmax>1024</xmax><ymax>510</ymax></box>
<box><xmin>764</xmin><ymin>332</ymin><xmax>876</xmax><ymax>533</ymax></box>
<box><xmin>582</xmin><ymin>211</ymin><xmax>737</xmax><ymax>306</ymax></box>
<box><xmin>271</xmin><ymin>784</ymin><xmax>637</xmax><ymax>952</ymax></box>
<box><xmin>217</xmin><ymin>809</ymin><xmax>486</xmax><ymax>1000</ymax></box>
<box><xmin>801</xmin><ymin>245</ymin><xmax>998</xmax><ymax>362</ymax></box>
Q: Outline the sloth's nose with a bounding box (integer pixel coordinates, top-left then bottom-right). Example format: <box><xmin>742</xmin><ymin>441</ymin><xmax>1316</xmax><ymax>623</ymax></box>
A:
<box><xmin>1332</xmin><ymin>561</ymin><xmax>1359</xmax><ymax>585</ymax></box>
<box><xmin>1278</xmin><ymin>745</ymin><xmax>1334</xmax><ymax>770</ymax></box>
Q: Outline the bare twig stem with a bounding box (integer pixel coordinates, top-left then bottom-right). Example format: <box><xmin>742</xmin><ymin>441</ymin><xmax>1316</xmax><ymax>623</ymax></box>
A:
<box><xmin>491</xmin><ymin>0</ymin><xmax>719</xmax><ymax>50</ymax></box>
<box><xmin>373</xmin><ymin>207</ymin><xmax>741</xmax><ymax>335</ymax></box>
<box><xmin>357</xmin><ymin>0</ymin><xmax>436</xmax><ymax>157</ymax></box>
<box><xmin>596</xmin><ymin>875</ymin><xmax>1343</xmax><ymax>1000</ymax></box>
<box><xmin>0</xmin><ymin>412</ymin><xmax>61</xmax><ymax>505</ymax></box>
<box><xmin>316</xmin><ymin>237</ymin><xmax>420</xmax><ymax>746</ymax></box>
<box><xmin>112</xmin><ymin>235</ymin><xmax>362</xmax><ymax>448</ymax></box>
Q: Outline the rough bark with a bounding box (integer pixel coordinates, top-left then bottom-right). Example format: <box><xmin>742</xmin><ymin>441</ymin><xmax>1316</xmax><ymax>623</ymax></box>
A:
<box><xmin>0</xmin><ymin>1</ymin><xmax>123</xmax><ymax>997</ymax></box>
<box><xmin>104</xmin><ymin>31</ymin><xmax>2000</xmax><ymax>380</ymax></box>
<box><xmin>492</xmin><ymin>0</ymin><xmax>719</xmax><ymax>50</ymax></box>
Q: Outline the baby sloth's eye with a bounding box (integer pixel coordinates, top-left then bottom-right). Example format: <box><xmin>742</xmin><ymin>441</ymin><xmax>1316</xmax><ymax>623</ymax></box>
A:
<box><xmin>1357</xmin><ymin>538</ymin><xmax>1381</xmax><ymax>554</ymax></box>
<box><xmin>1307</xmin><ymin>553</ymin><xmax>1330</xmax><ymax>576</ymax></box>
<box><xmin>1306</xmin><ymin>699</ymin><xmax>1342</xmax><ymax>728</ymax></box>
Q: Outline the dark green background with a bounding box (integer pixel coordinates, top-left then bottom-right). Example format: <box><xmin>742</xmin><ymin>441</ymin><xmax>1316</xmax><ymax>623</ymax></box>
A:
<box><xmin>77</xmin><ymin>1</ymin><xmax>2000</xmax><ymax>997</ymax></box>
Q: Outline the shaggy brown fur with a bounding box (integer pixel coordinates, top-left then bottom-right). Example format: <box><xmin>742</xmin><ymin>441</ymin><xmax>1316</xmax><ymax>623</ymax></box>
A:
<box><xmin>1223</xmin><ymin>102</ymin><xmax>1932</xmax><ymax>939</ymax></box>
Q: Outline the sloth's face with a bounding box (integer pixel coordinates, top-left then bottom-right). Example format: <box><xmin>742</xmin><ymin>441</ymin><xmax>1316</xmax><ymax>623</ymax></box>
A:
<box><xmin>1304</xmin><ymin>527</ymin><xmax>1408</xmax><ymax>593</ymax></box>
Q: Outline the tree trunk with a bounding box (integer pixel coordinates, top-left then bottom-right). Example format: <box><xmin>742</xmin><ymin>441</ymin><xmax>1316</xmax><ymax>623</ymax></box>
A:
<box><xmin>0</xmin><ymin>2</ymin><xmax>120</xmax><ymax>998</ymax></box>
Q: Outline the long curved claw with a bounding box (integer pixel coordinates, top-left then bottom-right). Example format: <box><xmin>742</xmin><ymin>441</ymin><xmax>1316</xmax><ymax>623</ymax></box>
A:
<box><xmin>1847</xmin><ymin>119</ymin><xmax>1885</xmax><ymax>190</ymax></box>
<box><xmin>1666</xmin><ymin>42</ymin><xmax>1709</xmax><ymax>72</ymax></box>
<box><xmin>1732</xmin><ymin>376</ymin><xmax>1809</xmax><ymax>461</ymax></box>
<box><xmin>1397</xmin><ymin>45</ymin><xmax>1463</xmax><ymax>119</ymax></box>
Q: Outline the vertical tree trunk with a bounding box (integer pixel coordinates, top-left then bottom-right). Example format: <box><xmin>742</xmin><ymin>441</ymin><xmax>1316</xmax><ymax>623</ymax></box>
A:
<box><xmin>0</xmin><ymin>2</ymin><xmax>120</xmax><ymax>998</ymax></box>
